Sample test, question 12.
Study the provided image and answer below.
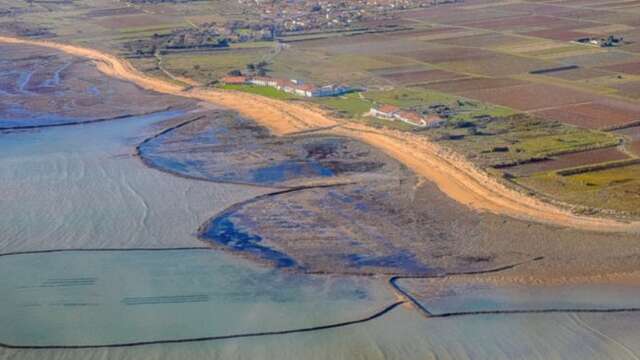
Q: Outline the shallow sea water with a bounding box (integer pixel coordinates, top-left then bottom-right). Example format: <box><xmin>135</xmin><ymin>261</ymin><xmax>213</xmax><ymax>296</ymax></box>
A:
<box><xmin>1</xmin><ymin>85</ymin><xmax>640</xmax><ymax>359</ymax></box>
<box><xmin>0</xmin><ymin>249</ymin><xmax>391</xmax><ymax>347</ymax></box>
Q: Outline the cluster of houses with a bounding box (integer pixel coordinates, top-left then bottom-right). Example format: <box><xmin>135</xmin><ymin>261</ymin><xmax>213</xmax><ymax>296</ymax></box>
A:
<box><xmin>221</xmin><ymin>75</ymin><xmax>352</xmax><ymax>98</ymax></box>
<box><xmin>368</xmin><ymin>104</ymin><xmax>445</xmax><ymax>128</ymax></box>
<box><xmin>222</xmin><ymin>75</ymin><xmax>445</xmax><ymax>128</ymax></box>
<box><xmin>576</xmin><ymin>35</ymin><xmax>624</xmax><ymax>47</ymax></box>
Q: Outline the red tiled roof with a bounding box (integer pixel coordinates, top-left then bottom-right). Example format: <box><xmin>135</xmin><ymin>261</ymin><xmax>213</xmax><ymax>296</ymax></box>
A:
<box><xmin>377</xmin><ymin>104</ymin><xmax>400</xmax><ymax>114</ymax></box>
<box><xmin>397</xmin><ymin>110</ymin><xmax>422</xmax><ymax>122</ymax></box>
<box><xmin>276</xmin><ymin>79</ymin><xmax>293</xmax><ymax>87</ymax></box>
<box><xmin>222</xmin><ymin>76</ymin><xmax>247</xmax><ymax>84</ymax></box>
<box><xmin>296</xmin><ymin>83</ymin><xmax>317</xmax><ymax>91</ymax></box>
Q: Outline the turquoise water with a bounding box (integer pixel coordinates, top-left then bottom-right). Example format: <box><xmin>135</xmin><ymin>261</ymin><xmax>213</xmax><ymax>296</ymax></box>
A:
<box><xmin>396</xmin><ymin>279</ymin><xmax>640</xmax><ymax>315</ymax></box>
<box><xmin>0</xmin><ymin>249</ymin><xmax>389</xmax><ymax>347</ymax></box>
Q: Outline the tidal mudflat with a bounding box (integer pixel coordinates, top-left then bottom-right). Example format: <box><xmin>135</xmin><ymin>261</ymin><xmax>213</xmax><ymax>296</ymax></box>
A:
<box><xmin>4</xmin><ymin>43</ymin><xmax>640</xmax><ymax>360</ymax></box>
<box><xmin>0</xmin><ymin>43</ymin><xmax>187</xmax><ymax>129</ymax></box>
<box><xmin>141</xmin><ymin>113</ymin><xmax>640</xmax><ymax>279</ymax></box>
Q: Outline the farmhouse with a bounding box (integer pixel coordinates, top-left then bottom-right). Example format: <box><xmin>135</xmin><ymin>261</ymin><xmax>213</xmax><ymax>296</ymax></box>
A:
<box><xmin>368</xmin><ymin>105</ymin><xmax>445</xmax><ymax>128</ymax></box>
<box><xmin>249</xmin><ymin>76</ymin><xmax>278</xmax><ymax>87</ymax></box>
<box><xmin>368</xmin><ymin>104</ymin><xmax>400</xmax><ymax>119</ymax></box>
<box><xmin>222</xmin><ymin>75</ymin><xmax>353</xmax><ymax>97</ymax></box>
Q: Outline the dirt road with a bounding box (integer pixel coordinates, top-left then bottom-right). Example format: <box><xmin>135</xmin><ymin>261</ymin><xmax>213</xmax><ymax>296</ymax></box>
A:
<box><xmin>2</xmin><ymin>35</ymin><xmax>638</xmax><ymax>233</ymax></box>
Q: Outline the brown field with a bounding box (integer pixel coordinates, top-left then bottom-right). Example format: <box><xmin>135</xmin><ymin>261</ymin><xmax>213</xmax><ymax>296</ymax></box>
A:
<box><xmin>551</xmin><ymin>0</ymin><xmax>601</xmax><ymax>6</ymax></box>
<box><xmin>367</xmin><ymin>55</ymin><xmax>416</xmax><ymax>66</ymax></box>
<box><xmin>416</xmin><ymin>29</ymin><xmax>481</xmax><ymax>42</ymax></box>
<box><xmin>368</xmin><ymin>65</ymin><xmax>432</xmax><ymax>75</ymax></box>
<box><xmin>612</xmin><ymin>81</ymin><xmax>640</xmax><ymax>99</ymax></box>
<box><xmin>600</xmin><ymin>61</ymin><xmax>640</xmax><ymax>75</ymax></box>
<box><xmin>406</xmin><ymin>48</ymin><xmax>553</xmax><ymax>76</ymax></box>
<box><xmin>539</xmin><ymin>7</ymin><xmax>616</xmax><ymax>21</ymax></box>
<box><xmin>459</xmin><ymin>15</ymin><xmax>591</xmax><ymax>32</ymax></box>
<box><xmin>511</xmin><ymin>42</ymin><xmax>577</xmax><ymax>55</ymax></box>
<box><xmin>558</xmin><ymin>51</ymin><xmax>640</xmax><ymax>68</ymax></box>
<box><xmin>614</xmin><ymin>126</ymin><xmax>640</xmax><ymax>156</ymax></box>
<box><xmin>445</xmin><ymin>54</ymin><xmax>554</xmax><ymax>76</ymax></box>
<box><xmin>596</xmin><ymin>0</ymin><xmax>640</xmax><ymax>8</ymax></box>
<box><xmin>427</xmin><ymin>77</ymin><xmax>525</xmax><ymax>93</ymax></box>
<box><xmin>535</xmin><ymin>100</ymin><xmax>640</xmax><ymax>129</ymax></box>
<box><xmin>460</xmin><ymin>83</ymin><xmax>596</xmax><ymax>111</ymax></box>
<box><xmin>606</xmin><ymin>0</ymin><xmax>640</xmax><ymax>8</ymax></box>
<box><xmin>84</xmin><ymin>7</ymin><xmax>143</xmax><ymax>17</ymax></box>
<box><xmin>577</xmin><ymin>24</ymin><xmax>636</xmax><ymax>35</ymax></box>
<box><xmin>523</xmin><ymin>29</ymin><xmax>589</xmax><ymax>41</ymax></box>
<box><xmin>498</xmin><ymin>2</ymin><xmax>580</xmax><ymax>15</ymax></box>
<box><xmin>95</xmin><ymin>14</ymin><xmax>179</xmax><ymax>29</ymax></box>
<box><xmin>299</xmin><ymin>34</ymin><xmax>429</xmax><ymax>56</ymax></box>
<box><xmin>428</xmin><ymin>32</ymin><xmax>532</xmax><ymax>48</ymax></box>
<box><xmin>403</xmin><ymin>46</ymin><xmax>492</xmax><ymax>63</ymax></box>
<box><xmin>503</xmin><ymin>147</ymin><xmax>631</xmax><ymax>176</ymax></box>
<box><xmin>630</xmin><ymin>141</ymin><xmax>640</xmax><ymax>156</ymax></box>
<box><xmin>540</xmin><ymin>67</ymin><xmax>613</xmax><ymax>81</ymax></box>
<box><xmin>620</xmin><ymin>41</ymin><xmax>640</xmax><ymax>53</ymax></box>
<box><xmin>397</xmin><ymin>7</ymin><xmax>517</xmax><ymax>25</ymax></box>
<box><xmin>379</xmin><ymin>69</ymin><xmax>468</xmax><ymax>85</ymax></box>
<box><xmin>379</xmin><ymin>28</ymin><xmax>447</xmax><ymax>39</ymax></box>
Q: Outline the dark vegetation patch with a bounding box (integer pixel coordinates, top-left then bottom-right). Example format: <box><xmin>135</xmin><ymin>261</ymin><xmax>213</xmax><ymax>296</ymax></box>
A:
<box><xmin>138</xmin><ymin>113</ymin><xmax>397</xmax><ymax>187</ymax></box>
<box><xmin>530</xmin><ymin>65</ymin><xmax>580</xmax><ymax>75</ymax></box>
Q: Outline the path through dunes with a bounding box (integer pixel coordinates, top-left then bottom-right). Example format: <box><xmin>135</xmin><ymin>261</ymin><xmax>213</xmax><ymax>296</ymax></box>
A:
<box><xmin>2</xmin><ymin>35</ymin><xmax>638</xmax><ymax>233</ymax></box>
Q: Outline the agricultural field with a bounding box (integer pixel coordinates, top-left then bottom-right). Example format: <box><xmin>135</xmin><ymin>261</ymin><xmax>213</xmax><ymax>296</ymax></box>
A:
<box><xmin>220</xmin><ymin>84</ymin><xmax>301</xmax><ymax>100</ymax></box>
<box><xmin>534</xmin><ymin>100</ymin><xmax>640</xmax><ymax>129</ymax></box>
<box><xmin>516</xmin><ymin>164</ymin><xmax>640</xmax><ymax>214</ymax></box>
<box><xmin>160</xmin><ymin>45</ymin><xmax>276</xmax><ymax>83</ymax></box>
<box><xmin>502</xmin><ymin>147</ymin><xmax>631</xmax><ymax>177</ymax></box>
<box><xmin>430</xmin><ymin>114</ymin><xmax>621</xmax><ymax>168</ymax></box>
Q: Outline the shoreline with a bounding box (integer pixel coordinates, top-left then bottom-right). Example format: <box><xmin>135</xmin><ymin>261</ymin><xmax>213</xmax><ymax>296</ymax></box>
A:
<box><xmin>1</xmin><ymin>35</ymin><xmax>639</xmax><ymax>233</ymax></box>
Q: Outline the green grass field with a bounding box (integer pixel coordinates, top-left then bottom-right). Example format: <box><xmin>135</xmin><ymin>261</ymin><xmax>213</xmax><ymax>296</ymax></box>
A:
<box><xmin>432</xmin><ymin>114</ymin><xmax>621</xmax><ymax>167</ymax></box>
<box><xmin>313</xmin><ymin>93</ymin><xmax>372</xmax><ymax>117</ymax></box>
<box><xmin>220</xmin><ymin>84</ymin><xmax>301</xmax><ymax>100</ymax></box>
<box><xmin>160</xmin><ymin>48</ymin><xmax>274</xmax><ymax>82</ymax></box>
<box><xmin>516</xmin><ymin>164</ymin><xmax>640</xmax><ymax>214</ymax></box>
